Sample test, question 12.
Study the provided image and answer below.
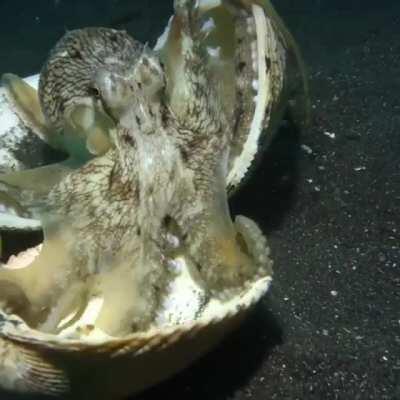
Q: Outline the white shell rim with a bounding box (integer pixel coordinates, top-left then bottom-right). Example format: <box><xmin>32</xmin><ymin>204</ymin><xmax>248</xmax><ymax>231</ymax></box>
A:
<box><xmin>227</xmin><ymin>4</ymin><xmax>269</xmax><ymax>188</ymax></box>
<box><xmin>0</xmin><ymin>275</ymin><xmax>271</xmax><ymax>350</ymax></box>
<box><xmin>0</xmin><ymin>213</ymin><xmax>41</xmax><ymax>230</ymax></box>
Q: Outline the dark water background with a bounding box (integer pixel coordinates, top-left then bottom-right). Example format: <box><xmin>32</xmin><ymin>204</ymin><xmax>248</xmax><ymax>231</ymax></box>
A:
<box><xmin>0</xmin><ymin>1</ymin><xmax>399</xmax><ymax>399</ymax></box>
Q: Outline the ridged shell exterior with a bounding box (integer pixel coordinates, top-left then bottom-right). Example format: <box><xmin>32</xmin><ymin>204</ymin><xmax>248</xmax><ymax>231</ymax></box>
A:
<box><xmin>0</xmin><ymin>75</ymin><xmax>52</xmax><ymax>173</ymax></box>
<box><xmin>0</xmin><ymin>276</ymin><xmax>270</xmax><ymax>399</ymax></box>
<box><xmin>0</xmin><ymin>74</ymin><xmax>50</xmax><ymax>231</ymax></box>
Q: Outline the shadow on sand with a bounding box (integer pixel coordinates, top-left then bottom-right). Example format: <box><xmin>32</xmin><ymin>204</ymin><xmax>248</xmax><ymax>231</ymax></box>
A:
<box><xmin>138</xmin><ymin>303</ymin><xmax>282</xmax><ymax>400</ymax></box>
<box><xmin>231</xmin><ymin>120</ymin><xmax>303</xmax><ymax>232</ymax></box>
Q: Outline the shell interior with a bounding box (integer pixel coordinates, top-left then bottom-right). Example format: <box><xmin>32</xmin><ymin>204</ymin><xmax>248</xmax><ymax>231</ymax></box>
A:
<box><xmin>0</xmin><ymin>244</ymin><xmax>271</xmax><ymax>345</ymax></box>
<box><xmin>0</xmin><ymin>75</ymin><xmax>51</xmax><ymax>231</ymax></box>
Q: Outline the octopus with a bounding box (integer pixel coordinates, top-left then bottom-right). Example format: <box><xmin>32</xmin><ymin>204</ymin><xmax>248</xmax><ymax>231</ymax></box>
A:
<box><xmin>0</xmin><ymin>0</ymin><xmax>296</xmax><ymax>337</ymax></box>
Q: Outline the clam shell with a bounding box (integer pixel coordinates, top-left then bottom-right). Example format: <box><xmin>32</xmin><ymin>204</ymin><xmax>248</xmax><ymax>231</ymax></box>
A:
<box><xmin>0</xmin><ymin>74</ymin><xmax>49</xmax><ymax>231</ymax></box>
<box><xmin>0</xmin><ymin>74</ymin><xmax>48</xmax><ymax>173</ymax></box>
<box><xmin>0</xmin><ymin>1</ymin><xmax>306</xmax><ymax>397</ymax></box>
<box><xmin>156</xmin><ymin>0</ymin><xmax>308</xmax><ymax>192</ymax></box>
<box><xmin>0</xmin><ymin>246</ymin><xmax>272</xmax><ymax>399</ymax></box>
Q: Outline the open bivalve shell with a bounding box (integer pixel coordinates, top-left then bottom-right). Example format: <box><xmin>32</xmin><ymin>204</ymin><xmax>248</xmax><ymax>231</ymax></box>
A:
<box><xmin>0</xmin><ymin>245</ymin><xmax>272</xmax><ymax>399</ymax></box>
<box><xmin>0</xmin><ymin>74</ymin><xmax>50</xmax><ymax>231</ymax></box>
<box><xmin>0</xmin><ymin>0</ymin><xmax>308</xmax><ymax>398</ymax></box>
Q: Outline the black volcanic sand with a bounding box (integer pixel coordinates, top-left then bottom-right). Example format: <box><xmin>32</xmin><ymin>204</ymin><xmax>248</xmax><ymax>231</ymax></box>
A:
<box><xmin>0</xmin><ymin>1</ymin><xmax>398</xmax><ymax>400</ymax></box>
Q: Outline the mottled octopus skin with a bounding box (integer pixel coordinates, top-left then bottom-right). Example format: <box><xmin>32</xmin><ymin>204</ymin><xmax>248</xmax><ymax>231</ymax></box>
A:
<box><xmin>40</xmin><ymin>28</ymin><xmax>142</xmax><ymax>129</ymax></box>
<box><xmin>39</xmin><ymin>28</ymin><xmax>143</xmax><ymax>159</ymax></box>
<box><xmin>0</xmin><ymin>2</ymin><xmax>269</xmax><ymax>335</ymax></box>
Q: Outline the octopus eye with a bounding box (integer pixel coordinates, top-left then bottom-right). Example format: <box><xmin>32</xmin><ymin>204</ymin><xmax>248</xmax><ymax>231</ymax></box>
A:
<box><xmin>88</xmin><ymin>86</ymin><xmax>101</xmax><ymax>98</ymax></box>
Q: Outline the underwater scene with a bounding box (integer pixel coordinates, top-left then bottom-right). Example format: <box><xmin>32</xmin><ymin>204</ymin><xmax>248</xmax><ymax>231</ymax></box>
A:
<box><xmin>0</xmin><ymin>0</ymin><xmax>398</xmax><ymax>399</ymax></box>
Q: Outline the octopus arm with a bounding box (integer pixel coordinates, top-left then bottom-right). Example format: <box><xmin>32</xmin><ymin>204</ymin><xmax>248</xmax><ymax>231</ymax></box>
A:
<box><xmin>161</xmin><ymin>0</ymin><xmax>226</xmax><ymax>135</ymax></box>
<box><xmin>0</xmin><ymin>156</ymin><xmax>111</xmax><ymax>330</ymax></box>
<box><xmin>0</xmin><ymin>221</ymin><xmax>81</xmax><ymax>328</ymax></box>
<box><xmin>92</xmin><ymin>254</ymin><xmax>167</xmax><ymax>336</ymax></box>
<box><xmin>0</xmin><ymin>160</ymin><xmax>75</xmax><ymax>222</ymax></box>
<box><xmin>2</xmin><ymin>74</ymin><xmax>51</xmax><ymax>146</ymax></box>
<box><xmin>176</xmin><ymin>160</ymin><xmax>270</xmax><ymax>296</ymax></box>
<box><xmin>0</xmin><ymin>151</ymin><xmax>168</xmax><ymax>337</ymax></box>
<box><xmin>2</xmin><ymin>74</ymin><xmax>113</xmax><ymax>162</ymax></box>
<box><xmin>62</xmin><ymin>103</ymin><xmax>114</xmax><ymax>159</ymax></box>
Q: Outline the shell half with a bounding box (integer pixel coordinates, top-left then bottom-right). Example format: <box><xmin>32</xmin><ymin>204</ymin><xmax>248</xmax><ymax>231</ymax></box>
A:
<box><xmin>0</xmin><ymin>74</ymin><xmax>63</xmax><ymax>231</ymax></box>
<box><xmin>0</xmin><ymin>244</ymin><xmax>272</xmax><ymax>399</ymax></box>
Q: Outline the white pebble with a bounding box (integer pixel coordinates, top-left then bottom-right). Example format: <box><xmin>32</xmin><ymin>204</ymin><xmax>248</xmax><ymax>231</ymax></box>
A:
<box><xmin>301</xmin><ymin>144</ymin><xmax>313</xmax><ymax>154</ymax></box>
<box><xmin>323</xmin><ymin>131</ymin><xmax>336</xmax><ymax>139</ymax></box>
